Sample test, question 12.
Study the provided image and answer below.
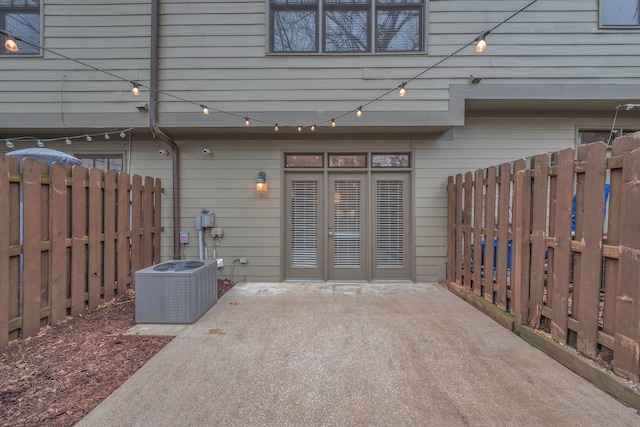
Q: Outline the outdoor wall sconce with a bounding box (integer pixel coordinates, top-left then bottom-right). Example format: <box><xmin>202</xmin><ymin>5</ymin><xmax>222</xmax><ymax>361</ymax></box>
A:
<box><xmin>256</xmin><ymin>171</ymin><xmax>267</xmax><ymax>193</ymax></box>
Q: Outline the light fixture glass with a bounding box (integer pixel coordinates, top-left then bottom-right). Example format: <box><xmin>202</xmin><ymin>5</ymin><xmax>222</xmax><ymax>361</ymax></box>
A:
<box><xmin>37</xmin><ymin>139</ymin><xmax>44</xmax><ymax>148</ymax></box>
<box><xmin>331</xmin><ymin>118</ymin><xmax>336</xmax><ymax>128</ymax></box>
<box><xmin>398</xmin><ymin>82</ymin><xmax>406</xmax><ymax>97</ymax></box>
<box><xmin>245</xmin><ymin>117</ymin><xmax>251</xmax><ymax>126</ymax></box>
<box><xmin>86</xmin><ymin>134</ymin><xmax>92</xmax><ymax>141</ymax></box>
<box><xmin>475</xmin><ymin>30</ymin><xmax>490</xmax><ymax>53</ymax></box>
<box><xmin>131</xmin><ymin>82</ymin><xmax>141</xmax><ymax>96</ymax></box>
<box><xmin>201</xmin><ymin>105</ymin><xmax>210</xmax><ymax>115</ymax></box>
<box><xmin>4</xmin><ymin>36</ymin><xmax>18</xmax><ymax>52</ymax></box>
<box><xmin>5</xmin><ymin>139</ymin><xmax>14</xmax><ymax>148</ymax></box>
<box><xmin>475</xmin><ymin>39</ymin><xmax>487</xmax><ymax>53</ymax></box>
<box><xmin>356</xmin><ymin>107</ymin><xmax>363</xmax><ymax>117</ymax></box>
<box><xmin>256</xmin><ymin>171</ymin><xmax>267</xmax><ymax>193</ymax></box>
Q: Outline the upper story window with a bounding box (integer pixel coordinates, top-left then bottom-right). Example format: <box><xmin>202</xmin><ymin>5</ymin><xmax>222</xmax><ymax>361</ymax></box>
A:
<box><xmin>600</xmin><ymin>0</ymin><xmax>640</xmax><ymax>27</ymax></box>
<box><xmin>270</xmin><ymin>0</ymin><xmax>425</xmax><ymax>54</ymax></box>
<box><xmin>76</xmin><ymin>154</ymin><xmax>124</xmax><ymax>172</ymax></box>
<box><xmin>1</xmin><ymin>0</ymin><xmax>40</xmax><ymax>55</ymax></box>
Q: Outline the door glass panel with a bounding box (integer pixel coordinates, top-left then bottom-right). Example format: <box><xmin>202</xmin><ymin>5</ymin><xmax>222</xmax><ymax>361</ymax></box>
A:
<box><xmin>333</xmin><ymin>180</ymin><xmax>361</xmax><ymax>266</ymax></box>
<box><xmin>376</xmin><ymin>180</ymin><xmax>404</xmax><ymax>267</ymax></box>
<box><xmin>290</xmin><ymin>181</ymin><xmax>319</xmax><ymax>267</ymax></box>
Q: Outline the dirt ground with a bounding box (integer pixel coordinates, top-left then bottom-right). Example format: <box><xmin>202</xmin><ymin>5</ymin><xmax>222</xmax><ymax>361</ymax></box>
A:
<box><xmin>0</xmin><ymin>279</ymin><xmax>235</xmax><ymax>427</ymax></box>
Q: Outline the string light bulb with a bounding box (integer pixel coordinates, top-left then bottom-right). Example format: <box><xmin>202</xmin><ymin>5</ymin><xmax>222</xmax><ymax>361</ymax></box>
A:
<box><xmin>104</xmin><ymin>133</ymin><xmax>110</xmax><ymax>140</ymax></box>
<box><xmin>65</xmin><ymin>137</ymin><xmax>72</xmax><ymax>145</ymax></box>
<box><xmin>398</xmin><ymin>82</ymin><xmax>406</xmax><ymax>97</ymax></box>
<box><xmin>475</xmin><ymin>30</ymin><xmax>490</xmax><ymax>53</ymax></box>
<box><xmin>310</xmin><ymin>124</ymin><xmax>316</xmax><ymax>132</ymax></box>
<box><xmin>201</xmin><ymin>104</ymin><xmax>210</xmax><ymax>115</ymax></box>
<box><xmin>5</xmin><ymin>139</ymin><xmax>13</xmax><ymax>148</ymax></box>
<box><xmin>120</xmin><ymin>131</ymin><xmax>126</xmax><ymax>138</ymax></box>
<box><xmin>331</xmin><ymin>118</ymin><xmax>336</xmax><ymax>128</ymax></box>
<box><xmin>131</xmin><ymin>82</ymin><xmax>141</xmax><ymax>96</ymax></box>
<box><xmin>4</xmin><ymin>35</ymin><xmax>18</xmax><ymax>52</ymax></box>
<box><xmin>297</xmin><ymin>126</ymin><xmax>302</xmax><ymax>132</ymax></box>
<box><xmin>274</xmin><ymin>124</ymin><xmax>279</xmax><ymax>132</ymax></box>
<box><xmin>356</xmin><ymin>107</ymin><xmax>363</xmax><ymax>118</ymax></box>
<box><xmin>37</xmin><ymin>139</ymin><xmax>44</xmax><ymax>148</ymax></box>
<box><xmin>245</xmin><ymin>117</ymin><xmax>251</xmax><ymax>127</ymax></box>
<box><xmin>86</xmin><ymin>134</ymin><xmax>92</xmax><ymax>141</ymax></box>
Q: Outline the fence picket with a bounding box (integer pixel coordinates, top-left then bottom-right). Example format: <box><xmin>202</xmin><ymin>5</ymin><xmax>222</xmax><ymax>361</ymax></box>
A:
<box><xmin>613</xmin><ymin>147</ymin><xmax>640</xmax><ymax>382</ymax></box>
<box><xmin>117</xmin><ymin>172</ymin><xmax>131</xmax><ymax>294</ymax></box>
<box><xmin>70</xmin><ymin>166</ymin><xmax>88</xmax><ymax>316</ymax></box>
<box><xmin>495</xmin><ymin>163</ymin><xmax>510</xmax><ymax>311</ymax></box>
<box><xmin>484</xmin><ymin>166</ymin><xmax>497</xmax><ymax>302</ymax></box>
<box><xmin>103</xmin><ymin>170</ymin><xmax>117</xmax><ymax>301</ymax></box>
<box><xmin>0</xmin><ymin>155</ymin><xmax>12</xmax><ymax>347</ymax></box>
<box><xmin>575</xmin><ymin>142</ymin><xmax>607</xmax><ymax>358</ymax></box>
<box><xmin>529</xmin><ymin>154</ymin><xmax>549</xmax><ymax>328</ymax></box>
<box><xmin>153</xmin><ymin>179</ymin><xmax>162</xmax><ymax>263</ymax></box>
<box><xmin>472</xmin><ymin>169</ymin><xmax>483</xmax><ymax>295</ymax></box>
<box><xmin>50</xmin><ymin>164</ymin><xmax>70</xmax><ymax>323</ymax></box>
<box><xmin>88</xmin><ymin>168</ymin><xmax>104</xmax><ymax>310</ymax></box>
<box><xmin>143</xmin><ymin>176</ymin><xmax>154</xmax><ymax>267</ymax></box>
<box><xmin>463</xmin><ymin>172</ymin><xmax>473</xmax><ymax>289</ymax></box>
<box><xmin>455</xmin><ymin>174</ymin><xmax>463</xmax><ymax>284</ymax></box>
<box><xmin>447</xmin><ymin>177</ymin><xmax>456</xmax><ymax>282</ymax></box>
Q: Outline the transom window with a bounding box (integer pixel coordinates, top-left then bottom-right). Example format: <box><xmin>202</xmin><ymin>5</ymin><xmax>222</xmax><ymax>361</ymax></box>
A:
<box><xmin>0</xmin><ymin>0</ymin><xmax>40</xmax><ymax>55</ymax></box>
<box><xmin>578</xmin><ymin>129</ymin><xmax>638</xmax><ymax>146</ymax></box>
<box><xmin>600</xmin><ymin>0</ymin><xmax>640</xmax><ymax>27</ymax></box>
<box><xmin>76</xmin><ymin>154</ymin><xmax>124</xmax><ymax>172</ymax></box>
<box><xmin>270</xmin><ymin>0</ymin><xmax>425</xmax><ymax>53</ymax></box>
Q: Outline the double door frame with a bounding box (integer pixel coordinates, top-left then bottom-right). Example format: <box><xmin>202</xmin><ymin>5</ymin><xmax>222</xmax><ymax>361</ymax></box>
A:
<box><xmin>283</xmin><ymin>158</ymin><xmax>414</xmax><ymax>282</ymax></box>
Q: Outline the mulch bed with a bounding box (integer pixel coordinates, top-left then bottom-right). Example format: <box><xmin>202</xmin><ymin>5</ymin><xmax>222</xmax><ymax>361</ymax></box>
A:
<box><xmin>0</xmin><ymin>279</ymin><xmax>236</xmax><ymax>427</ymax></box>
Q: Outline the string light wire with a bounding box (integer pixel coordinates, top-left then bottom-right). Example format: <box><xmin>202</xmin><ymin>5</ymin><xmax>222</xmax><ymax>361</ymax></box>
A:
<box><xmin>0</xmin><ymin>0</ymin><xmax>539</xmax><ymax>131</ymax></box>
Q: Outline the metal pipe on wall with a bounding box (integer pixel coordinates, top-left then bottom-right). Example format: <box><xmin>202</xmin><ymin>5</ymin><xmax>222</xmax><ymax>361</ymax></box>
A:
<box><xmin>149</xmin><ymin>0</ymin><xmax>181</xmax><ymax>260</ymax></box>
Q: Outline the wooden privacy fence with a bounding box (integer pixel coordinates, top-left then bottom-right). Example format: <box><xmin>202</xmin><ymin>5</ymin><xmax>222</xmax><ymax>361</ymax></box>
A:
<box><xmin>447</xmin><ymin>133</ymin><xmax>640</xmax><ymax>382</ymax></box>
<box><xmin>0</xmin><ymin>154</ymin><xmax>162</xmax><ymax>348</ymax></box>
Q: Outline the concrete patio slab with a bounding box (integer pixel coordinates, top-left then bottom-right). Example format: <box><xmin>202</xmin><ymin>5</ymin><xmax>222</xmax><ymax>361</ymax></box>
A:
<box><xmin>78</xmin><ymin>282</ymin><xmax>640</xmax><ymax>426</ymax></box>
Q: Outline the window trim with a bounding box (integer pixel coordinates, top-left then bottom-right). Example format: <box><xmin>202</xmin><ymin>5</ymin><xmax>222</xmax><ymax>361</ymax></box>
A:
<box><xmin>269</xmin><ymin>0</ymin><xmax>427</xmax><ymax>55</ymax></box>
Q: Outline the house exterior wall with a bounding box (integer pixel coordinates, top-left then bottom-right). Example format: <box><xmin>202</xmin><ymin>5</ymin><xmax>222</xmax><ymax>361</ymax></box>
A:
<box><xmin>1</xmin><ymin>1</ymin><xmax>639</xmax><ymax>282</ymax></box>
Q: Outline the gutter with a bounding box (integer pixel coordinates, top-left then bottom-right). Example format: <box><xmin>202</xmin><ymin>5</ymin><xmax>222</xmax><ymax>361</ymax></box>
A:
<box><xmin>150</xmin><ymin>0</ymin><xmax>181</xmax><ymax>260</ymax></box>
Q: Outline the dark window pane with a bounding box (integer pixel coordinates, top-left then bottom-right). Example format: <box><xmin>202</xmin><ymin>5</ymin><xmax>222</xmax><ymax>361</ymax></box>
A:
<box><xmin>578</xmin><ymin>130</ymin><xmax>613</xmax><ymax>145</ymax></box>
<box><xmin>273</xmin><ymin>10</ymin><xmax>317</xmax><ymax>52</ymax></box>
<box><xmin>372</xmin><ymin>153</ymin><xmax>410</xmax><ymax>168</ymax></box>
<box><xmin>329</xmin><ymin>154</ymin><xmax>367</xmax><ymax>167</ymax></box>
<box><xmin>325</xmin><ymin>10</ymin><xmax>368</xmax><ymax>52</ymax></box>
<box><xmin>285</xmin><ymin>153</ymin><xmax>324</xmax><ymax>167</ymax></box>
<box><xmin>6</xmin><ymin>12</ymin><xmax>40</xmax><ymax>54</ymax></box>
<box><xmin>376</xmin><ymin>9</ymin><xmax>420</xmax><ymax>51</ymax></box>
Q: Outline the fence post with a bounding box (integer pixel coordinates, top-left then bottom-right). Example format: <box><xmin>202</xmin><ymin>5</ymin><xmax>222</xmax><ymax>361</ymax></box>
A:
<box><xmin>0</xmin><ymin>155</ymin><xmax>13</xmax><ymax>347</ymax></box>
<box><xmin>613</xmin><ymin>147</ymin><xmax>640</xmax><ymax>382</ymax></box>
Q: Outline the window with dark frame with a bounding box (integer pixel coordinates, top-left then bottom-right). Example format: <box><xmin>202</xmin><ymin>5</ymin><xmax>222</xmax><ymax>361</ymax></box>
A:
<box><xmin>76</xmin><ymin>154</ymin><xmax>124</xmax><ymax>172</ymax></box>
<box><xmin>270</xmin><ymin>0</ymin><xmax>424</xmax><ymax>54</ymax></box>
<box><xmin>578</xmin><ymin>129</ymin><xmax>638</xmax><ymax>146</ymax></box>
<box><xmin>1</xmin><ymin>0</ymin><xmax>40</xmax><ymax>55</ymax></box>
<box><xmin>600</xmin><ymin>0</ymin><xmax>640</xmax><ymax>27</ymax></box>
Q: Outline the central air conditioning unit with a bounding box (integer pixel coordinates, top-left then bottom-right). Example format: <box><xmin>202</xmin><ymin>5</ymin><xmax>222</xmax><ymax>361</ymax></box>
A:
<box><xmin>135</xmin><ymin>260</ymin><xmax>218</xmax><ymax>324</ymax></box>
